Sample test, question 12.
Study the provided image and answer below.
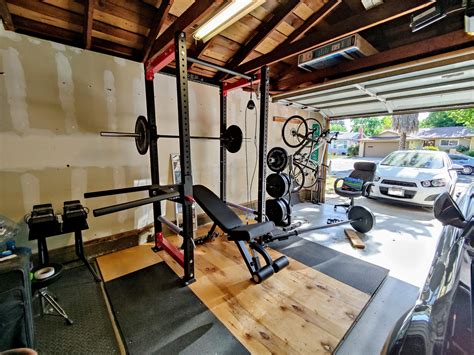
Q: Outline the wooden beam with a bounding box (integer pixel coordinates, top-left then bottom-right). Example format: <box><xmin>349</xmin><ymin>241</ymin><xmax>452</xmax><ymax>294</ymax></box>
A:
<box><xmin>220</xmin><ymin>0</ymin><xmax>300</xmax><ymax>77</ymax></box>
<box><xmin>281</xmin><ymin>0</ymin><xmax>341</xmax><ymax>45</ymax></box>
<box><xmin>147</xmin><ymin>0</ymin><xmax>224</xmax><ymax>64</ymax></box>
<box><xmin>236</xmin><ymin>0</ymin><xmax>434</xmax><ymax>73</ymax></box>
<box><xmin>0</xmin><ymin>0</ymin><xmax>14</xmax><ymax>30</ymax></box>
<box><xmin>276</xmin><ymin>30</ymin><xmax>473</xmax><ymax>90</ymax></box>
<box><xmin>142</xmin><ymin>0</ymin><xmax>173</xmax><ymax>62</ymax></box>
<box><xmin>83</xmin><ymin>0</ymin><xmax>94</xmax><ymax>49</ymax></box>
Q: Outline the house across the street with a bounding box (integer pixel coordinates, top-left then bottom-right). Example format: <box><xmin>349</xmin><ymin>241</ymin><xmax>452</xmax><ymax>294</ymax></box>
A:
<box><xmin>328</xmin><ymin>132</ymin><xmax>361</xmax><ymax>155</ymax></box>
<box><xmin>359</xmin><ymin>126</ymin><xmax>474</xmax><ymax>158</ymax></box>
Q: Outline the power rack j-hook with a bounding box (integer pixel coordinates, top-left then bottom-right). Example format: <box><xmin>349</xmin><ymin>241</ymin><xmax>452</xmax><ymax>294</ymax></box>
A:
<box><xmin>85</xmin><ymin>32</ymin><xmax>263</xmax><ymax>286</ymax></box>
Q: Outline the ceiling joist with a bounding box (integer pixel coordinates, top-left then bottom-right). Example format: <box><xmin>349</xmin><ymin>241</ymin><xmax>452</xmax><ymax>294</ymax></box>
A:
<box><xmin>142</xmin><ymin>0</ymin><xmax>173</xmax><ymax>62</ymax></box>
<box><xmin>147</xmin><ymin>0</ymin><xmax>224</xmax><ymax>64</ymax></box>
<box><xmin>0</xmin><ymin>0</ymin><xmax>14</xmax><ymax>30</ymax></box>
<box><xmin>216</xmin><ymin>0</ymin><xmax>301</xmax><ymax>81</ymax></box>
<box><xmin>236</xmin><ymin>0</ymin><xmax>434</xmax><ymax>74</ymax></box>
<box><xmin>277</xmin><ymin>29</ymin><xmax>473</xmax><ymax>90</ymax></box>
<box><xmin>83</xmin><ymin>0</ymin><xmax>93</xmax><ymax>49</ymax></box>
<box><xmin>280</xmin><ymin>0</ymin><xmax>342</xmax><ymax>46</ymax></box>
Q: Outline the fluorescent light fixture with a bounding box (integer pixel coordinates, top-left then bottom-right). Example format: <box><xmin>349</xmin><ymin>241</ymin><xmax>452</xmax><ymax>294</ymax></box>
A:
<box><xmin>194</xmin><ymin>0</ymin><xmax>265</xmax><ymax>42</ymax></box>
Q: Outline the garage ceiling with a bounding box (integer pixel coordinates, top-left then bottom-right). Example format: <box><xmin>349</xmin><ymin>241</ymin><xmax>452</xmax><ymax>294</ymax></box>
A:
<box><xmin>272</xmin><ymin>48</ymin><xmax>474</xmax><ymax>119</ymax></box>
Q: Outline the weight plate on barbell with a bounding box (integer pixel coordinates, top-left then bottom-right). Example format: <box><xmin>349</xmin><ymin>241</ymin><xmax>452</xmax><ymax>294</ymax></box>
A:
<box><xmin>267</xmin><ymin>147</ymin><xmax>288</xmax><ymax>172</ymax></box>
<box><xmin>348</xmin><ymin>205</ymin><xmax>375</xmax><ymax>234</ymax></box>
<box><xmin>266</xmin><ymin>173</ymin><xmax>291</xmax><ymax>198</ymax></box>
<box><xmin>135</xmin><ymin>115</ymin><xmax>149</xmax><ymax>155</ymax></box>
<box><xmin>223</xmin><ymin>125</ymin><xmax>243</xmax><ymax>153</ymax></box>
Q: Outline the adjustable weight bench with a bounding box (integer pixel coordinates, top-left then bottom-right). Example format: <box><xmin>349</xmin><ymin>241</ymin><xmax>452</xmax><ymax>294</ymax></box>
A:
<box><xmin>193</xmin><ymin>185</ymin><xmax>289</xmax><ymax>283</ymax></box>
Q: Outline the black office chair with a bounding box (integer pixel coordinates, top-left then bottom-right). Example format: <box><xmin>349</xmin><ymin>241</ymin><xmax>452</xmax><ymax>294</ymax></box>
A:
<box><xmin>334</xmin><ymin>162</ymin><xmax>376</xmax><ymax>212</ymax></box>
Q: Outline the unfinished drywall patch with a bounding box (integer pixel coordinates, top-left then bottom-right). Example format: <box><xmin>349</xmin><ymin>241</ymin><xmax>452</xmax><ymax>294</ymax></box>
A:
<box><xmin>56</xmin><ymin>52</ymin><xmax>78</xmax><ymax>133</ymax></box>
<box><xmin>3</xmin><ymin>47</ymin><xmax>29</xmax><ymax>131</ymax></box>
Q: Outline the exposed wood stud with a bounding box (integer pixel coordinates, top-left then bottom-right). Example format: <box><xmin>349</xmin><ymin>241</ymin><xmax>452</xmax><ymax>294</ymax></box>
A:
<box><xmin>281</xmin><ymin>0</ymin><xmax>341</xmax><ymax>45</ymax></box>
<box><xmin>0</xmin><ymin>0</ymin><xmax>14</xmax><ymax>30</ymax></box>
<box><xmin>147</xmin><ymin>0</ymin><xmax>224</xmax><ymax>64</ymax></box>
<box><xmin>83</xmin><ymin>0</ymin><xmax>94</xmax><ymax>49</ymax></box>
<box><xmin>236</xmin><ymin>0</ymin><xmax>433</xmax><ymax>73</ymax></box>
<box><xmin>142</xmin><ymin>0</ymin><xmax>173</xmax><ymax>62</ymax></box>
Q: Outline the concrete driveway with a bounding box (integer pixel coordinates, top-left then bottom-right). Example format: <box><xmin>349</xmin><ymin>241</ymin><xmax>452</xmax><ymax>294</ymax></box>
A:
<box><xmin>305</xmin><ymin>156</ymin><xmax>473</xmax><ymax>353</ymax></box>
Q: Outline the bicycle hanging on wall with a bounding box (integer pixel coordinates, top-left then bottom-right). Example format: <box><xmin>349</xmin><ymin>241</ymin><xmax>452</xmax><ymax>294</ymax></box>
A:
<box><xmin>281</xmin><ymin>115</ymin><xmax>338</xmax><ymax>192</ymax></box>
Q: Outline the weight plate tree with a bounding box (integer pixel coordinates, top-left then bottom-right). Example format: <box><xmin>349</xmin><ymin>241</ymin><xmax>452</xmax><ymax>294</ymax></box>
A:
<box><xmin>101</xmin><ymin>116</ymin><xmax>244</xmax><ymax>155</ymax></box>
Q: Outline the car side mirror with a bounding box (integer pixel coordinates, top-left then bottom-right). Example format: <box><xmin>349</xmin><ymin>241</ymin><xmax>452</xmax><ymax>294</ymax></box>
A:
<box><xmin>450</xmin><ymin>164</ymin><xmax>464</xmax><ymax>171</ymax></box>
<box><xmin>434</xmin><ymin>192</ymin><xmax>467</xmax><ymax>229</ymax></box>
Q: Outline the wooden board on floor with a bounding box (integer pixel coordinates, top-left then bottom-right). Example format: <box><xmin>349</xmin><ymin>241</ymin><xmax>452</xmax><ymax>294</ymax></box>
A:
<box><xmin>97</xmin><ymin>244</ymin><xmax>163</xmax><ymax>282</ymax></box>
<box><xmin>98</xmin><ymin>232</ymin><xmax>371</xmax><ymax>353</ymax></box>
<box><xmin>344</xmin><ymin>229</ymin><xmax>366</xmax><ymax>249</ymax></box>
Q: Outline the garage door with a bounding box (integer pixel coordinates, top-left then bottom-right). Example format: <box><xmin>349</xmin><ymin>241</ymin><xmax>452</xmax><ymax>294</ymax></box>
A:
<box><xmin>273</xmin><ymin>50</ymin><xmax>474</xmax><ymax>119</ymax></box>
<box><xmin>364</xmin><ymin>142</ymin><xmax>399</xmax><ymax>157</ymax></box>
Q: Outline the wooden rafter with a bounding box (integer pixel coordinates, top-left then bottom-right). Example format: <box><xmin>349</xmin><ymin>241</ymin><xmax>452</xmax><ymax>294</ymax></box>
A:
<box><xmin>280</xmin><ymin>0</ymin><xmax>341</xmax><ymax>46</ymax></box>
<box><xmin>276</xmin><ymin>30</ymin><xmax>473</xmax><ymax>91</ymax></box>
<box><xmin>83</xmin><ymin>0</ymin><xmax>94</xmax><ymax>49</ymax></box>
<box><xmin>0</xmin><ymin>0</ymin><xmax>14</xmax><ymax>31</ymax></box>
<box><xmin>236</xmin><ymin>0</ymin><xmax>433</xmax><ymax>74</ymax></box>
<box><xmin>147</xmin><ymin>0</ymin><xmax>224</xmax><ymax>64</ymax></box>
<box><xmin>216</xmin><ymin>0</ymin><xmax>300</xmax><ymax>80</ymax></box>
<box><xmin>142</xmin><ymin>0</ymin><xmax>173</xmax><ymax>62</ymax></box>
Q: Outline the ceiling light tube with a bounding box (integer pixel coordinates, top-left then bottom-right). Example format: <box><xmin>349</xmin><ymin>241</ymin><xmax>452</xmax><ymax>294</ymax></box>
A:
<box><xmin>194</xmin><ymin>0</ymin><xmax>265</xmax><ymax>42</ymax></box>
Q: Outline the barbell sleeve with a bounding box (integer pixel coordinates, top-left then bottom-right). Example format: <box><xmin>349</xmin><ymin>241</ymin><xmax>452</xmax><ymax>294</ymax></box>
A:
<box><xmin>93</xmin><ymin>191</ymin><xmax>179</xmax><ymax>217</ymax></box>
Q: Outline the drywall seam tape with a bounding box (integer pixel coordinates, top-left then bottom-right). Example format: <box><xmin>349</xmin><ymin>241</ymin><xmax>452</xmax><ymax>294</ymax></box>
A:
<box><xmin>34</xmin><ymin>266</ymin><xmax>55</xmax><ymax>280</ymax></box>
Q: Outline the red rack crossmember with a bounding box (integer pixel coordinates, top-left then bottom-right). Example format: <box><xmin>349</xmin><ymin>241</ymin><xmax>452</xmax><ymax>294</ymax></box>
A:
<box><xmin>146</xmin><ymin>44</ymin><xmax>175</xmax><ymax>81</ymax></box>
<box><xmin>155</xmin><ymin>231</ymin><xmax>184</xmax><ymax>267</ymax></box>
<box><xmin>222</xmin><ymin>73</ymin><xmax>260</xmax><ymax>97</ymax></box>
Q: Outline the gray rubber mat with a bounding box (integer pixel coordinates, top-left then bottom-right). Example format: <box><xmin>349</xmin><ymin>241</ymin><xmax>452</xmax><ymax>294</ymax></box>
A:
<box><xmin>269</xmin><ymin>236</ymin><xmax>389</xmax><ymax>295</ymax></box>
<box><xmin>35</xmin><ymin>265</ymin><xmax>119</xmax><ymax>354</ymax></box>
<box><xmin>104</xmin><ymin>262</ymin><xmax>248</xmax><ymax>355</ymax></box>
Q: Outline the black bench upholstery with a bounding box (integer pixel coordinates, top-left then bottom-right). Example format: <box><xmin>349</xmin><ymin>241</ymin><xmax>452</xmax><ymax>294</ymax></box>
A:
<box><xmin>193</xmin><ymin>185</ymin><xmax>275</xmax><ymax>241</ymax></box>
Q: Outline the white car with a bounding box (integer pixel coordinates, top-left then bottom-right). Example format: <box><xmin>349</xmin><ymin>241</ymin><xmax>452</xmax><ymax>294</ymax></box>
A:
<box><xmin>369</xmin><ymin>150</ymin><xmax>460</xmax><ymax>207</ymax></box>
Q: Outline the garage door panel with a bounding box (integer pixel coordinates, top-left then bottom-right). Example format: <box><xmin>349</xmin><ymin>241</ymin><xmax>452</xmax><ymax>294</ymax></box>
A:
<box><xmin>364</xmin><ymin>142</ymin><xmax>399</xmax><ymax>158</ymax></box>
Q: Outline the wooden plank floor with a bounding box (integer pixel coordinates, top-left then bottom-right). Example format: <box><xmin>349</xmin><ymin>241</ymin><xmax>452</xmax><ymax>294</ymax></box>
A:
<box><xmin>98</xmin><ymin>235</ymin><xmax>371</xmax><ymax>354</ymax></box>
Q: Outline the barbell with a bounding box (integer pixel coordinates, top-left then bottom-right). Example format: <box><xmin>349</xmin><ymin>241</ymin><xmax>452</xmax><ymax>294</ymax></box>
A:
<box><xmin>100</xmin><ymin>116</ymin><xmax>244</xmax><ymax>155</ymax></box>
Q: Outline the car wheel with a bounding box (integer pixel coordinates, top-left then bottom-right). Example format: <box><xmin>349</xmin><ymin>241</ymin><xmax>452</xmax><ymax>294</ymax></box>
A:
<box><xmin>462</xmin><ymin>166</ymin><xmax>473</xmax><ymax>175</ymax></box>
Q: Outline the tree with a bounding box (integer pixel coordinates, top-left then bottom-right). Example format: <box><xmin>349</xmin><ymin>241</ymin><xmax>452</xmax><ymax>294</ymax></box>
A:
<box><xmin>352</xmin><ymin>117</ymin><xmax>390</xmax><ymax>136</ymax></box>
<box><xmin>420</xmin><ymin>111</ymin><xmax>462</xmax><ymax>128</ymax></box>
<box><xmin>392</xmin><ymin>113</ymin><xmax>419</xmax><ymax>150</ymax></box>
<box><xmin>330</xmin><ymin>122</ymin><xmax>347</xmax><ymax>132</ymax></box>
<box><xmin>420</xmin><ymin>109</ymin><xmax>474</xmax><ymax>128</ymax></box>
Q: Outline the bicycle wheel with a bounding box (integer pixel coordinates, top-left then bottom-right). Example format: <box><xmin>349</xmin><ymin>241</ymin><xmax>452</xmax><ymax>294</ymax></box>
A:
<box><xmin>282</xmin><ymin>115</ymin><xmax>307</xmax><ymax>148</ymax></box>
<box><xmin>302</xmin><ymin>160</ymin><xmax>319</xmax><ymax>189</ymax></box>
<box><xmin>291</xmin><ymin>163</ymin><xmax>305</xmax><ymax>192</ymax></box>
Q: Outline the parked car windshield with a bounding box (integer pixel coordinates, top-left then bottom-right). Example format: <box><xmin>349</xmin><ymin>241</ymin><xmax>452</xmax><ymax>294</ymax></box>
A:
<box><xmin>380</xmin><ymin>151</ymin><xmax>444</xmax><ymax>169</ymax></box>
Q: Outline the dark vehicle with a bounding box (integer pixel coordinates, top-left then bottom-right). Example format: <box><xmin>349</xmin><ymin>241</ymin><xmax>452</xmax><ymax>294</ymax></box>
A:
<box><xmin>449</xmin><ymin>153</ymin><xmax>474</xmax><ymax>175</ymax></box>
<box><xmin>385</xmin><ymin>184</ymin><xmax>474</xmax><ymax>354</ymax></box>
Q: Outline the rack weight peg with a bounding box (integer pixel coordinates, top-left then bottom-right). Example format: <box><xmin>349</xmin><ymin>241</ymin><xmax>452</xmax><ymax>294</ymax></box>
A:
<box><xmin>100</xmin><ymin>116</ymin><xmax>244</xmax><ymax>155</ymax></box>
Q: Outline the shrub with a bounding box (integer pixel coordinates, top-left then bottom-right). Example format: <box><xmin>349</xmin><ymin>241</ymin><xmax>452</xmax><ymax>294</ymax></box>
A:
<box><xmin>456</xmin><ymin>145</ymin><xmax>469</xmax><ymax>153</ymax></box>
<box><xmin>422</xmin><ymin>146</ymin><xmax>439</xmax><ymax>151</ymax></box>
<box><xmin>467</xmin><ymin>151</ymin><xmax>474</xmax><ymax>157</ymax></box>
<box><xmin>347</xmin><ymin>144</ymin><xmax>359</xmax><ymax>157</ymax></box>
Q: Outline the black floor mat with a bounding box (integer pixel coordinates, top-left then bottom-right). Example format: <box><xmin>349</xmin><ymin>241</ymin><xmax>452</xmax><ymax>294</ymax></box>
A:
<box><xmin>269</xmin><ymin>236</ymin><xmax>389</xmax><ymax>295</ymax></box>
<box><xmin>35</xmin><ymin>265</ymin><xmax>119</xmax><ymax>354</ymax></box>
<box><xmin>104</xmin><ymin>262</ymin><xmax>248</xmax><ymax>355</ymax></box>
